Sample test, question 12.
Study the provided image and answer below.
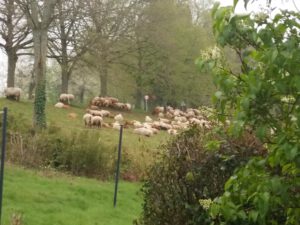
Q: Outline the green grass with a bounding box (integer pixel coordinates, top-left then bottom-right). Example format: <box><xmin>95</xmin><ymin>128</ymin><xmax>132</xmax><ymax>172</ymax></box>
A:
<box><xmin>0</xmin><ymin>98</ymin><xmax>168</xmax><ymax>150</ymax></box>
<box><xmin>0</xmin><ymin>98</ymin><xmax>169</xmax><ymax>172</ymax></box>
<box><xmin>3</xmin><ymin>164</ymin><xmax>142</xmax><ymax>225</ymax></box>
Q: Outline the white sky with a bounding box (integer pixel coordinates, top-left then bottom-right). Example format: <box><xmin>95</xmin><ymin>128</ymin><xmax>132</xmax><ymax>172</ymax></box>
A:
<box><xmin>0</xmin><ymin>0</ymin><xmax>299</xmax><ymax>91</ymax></box>
<box><xmin>220</xmin><ymin>0</ymin><xmax>300</xmax><ymax>12</ymax></box>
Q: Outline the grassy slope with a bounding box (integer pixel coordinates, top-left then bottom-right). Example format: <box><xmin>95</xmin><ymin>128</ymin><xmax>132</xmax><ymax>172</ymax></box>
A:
<box><xmin>0</xmin><ymin>98</ymin><xmax>170</xmax><ymax>224</ymax></box>
<box><xmin>3</xmin><ymin>164</ymin><xmax>141</xmax><ymax>225</ymax></box>
<box><xmin>0</xmin><ymin>98</ymin><xmax>169</xmax><ymax>172</ymax></box>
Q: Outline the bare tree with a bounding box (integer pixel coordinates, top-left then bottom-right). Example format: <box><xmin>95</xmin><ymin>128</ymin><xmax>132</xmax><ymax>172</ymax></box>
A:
<box><xmin>16</xmin><ymin>0</ymin><xmax>58</xmax><ymax>128</ymax></box>
<box><xmin>48</xmin><ymin>0</ymin><xmax>90</xmax><ymax>94</ymax></box>
<box><xmin>0</xmin><ymin>0</ymin><xmax>32</xmax><ymax>87</ymax></box>
<box><xmin>86</xmin><ymin>0</ymin><xmax>139</xmax><ymax>96</ymax></box>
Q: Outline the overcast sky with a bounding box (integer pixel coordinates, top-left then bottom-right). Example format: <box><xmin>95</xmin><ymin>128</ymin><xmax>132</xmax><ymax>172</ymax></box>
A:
<box><xmin>220</xmin><ymin>0</ymin><xmax>299</xmax><ymax>12</ymax></box>
<box><xmin>0</xmin><ymin>0</ymin><xmax>299</xmax><ymax>91</ymax></box>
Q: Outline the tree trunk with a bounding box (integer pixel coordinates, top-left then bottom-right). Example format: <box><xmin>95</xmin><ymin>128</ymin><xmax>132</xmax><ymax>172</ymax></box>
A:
<box><xmin>6</xmin><ymin>49</ymin><xmax>18</xmax><ymax>87</ymax></box>
<box><xmin>99</xmin><ymin>66</ymin><xmax>108</xmax><ymax>96</ymax></box>
<box><xmin>135</xmin><ymin>87</ymin><xmax>143</xmax><ymax>109</ymax></box>
<box><xmin>28</xmin><ymin>71</ymin><xmax>36</xmax><ymax>100</ymax></box>
<box><xmin>79</xmin><ymin>84</ymin><xmax>85</xmax><ymax>104</ymax></box>
<box><xmin>32</xmin><ymin>29</ymin><xmax>48</xmax><ymax>129</ymax></box>
<box><xmin>61</xmin><ymin>64</ymin><xmax>69</xmax><ymax>93</ymax></box>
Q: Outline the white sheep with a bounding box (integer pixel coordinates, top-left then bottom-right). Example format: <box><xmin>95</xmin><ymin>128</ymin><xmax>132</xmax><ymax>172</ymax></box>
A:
<box><xmin>112</xmin><ymin>121</ymin><xmax>121</xmax><ymax>130</ymax></box>
<box><xmin>100</xmin><ymin>110</ymin><xmax>111</xmax><ymax>117</ymax></box>
<box><xmin>91</xmin><ymin>116</ymin><xmax>103</xmax><ymax>128</ymax></box>
<box><xmin>54</xmin><ymin>102</ymin><xmax>65</xmax><ymax>108</ymax></box>
<box><xmin>59</xmin><ymin>93</ymin><xmax>74</xmax><ymax>104</ymax></box>
<box><xmin>4</xmin><ymin>87</ymin><xmax>21</xmax><ymax>101</ymax></box>
<box><xmin>83</xmin><ymin>113</ymin><xmax>93</xmax><ymax>127</ymax></box>
<box><xmin>133</xmin><ymin>120</ymin><xmax>143</xmax><ymax>128</ymax></box>
<box><xmin>145</xmin><ymin>116</ymin><xmax>153</xmax><ymax>123</ymax></box>
<box><xmin>114</xmin><ymin>114</ymin><xmax>124</xmax><ymax>123</ymax></box>
<box><xmin>134</xmin><ymin>127</ymin><xmax>153</xmax><ymax>137</ymax></box>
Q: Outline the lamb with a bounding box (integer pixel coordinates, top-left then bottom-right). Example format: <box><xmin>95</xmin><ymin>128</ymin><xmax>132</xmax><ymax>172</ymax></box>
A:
<box><xmin>91</xmin><ymin>116</ymin><xmax>103</xmax><ymax>128</ymax></box>
<box><xmin>4</xmin><ymin>87</ymin><xmax>21</xmax><ymax>101</ymax></box>
<box><xmin>83</xmin><ymin>113</ymin><xmax>93</xmax><ymax>127</ymax></box>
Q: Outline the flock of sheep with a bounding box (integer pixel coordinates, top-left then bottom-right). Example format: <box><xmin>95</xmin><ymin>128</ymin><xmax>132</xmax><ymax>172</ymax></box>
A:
<box><xmin>90</xmin><ymin>96</ymin><xmax>132</xmax><ymax>111</ymax></box>
<box><xmin>83</xmin><ymin>96</ymin><xmax>214</xmax><ymax>137</ymax></box>
<box><xmin>2</xmin><ymin>89</ymin><xmax>214</xmax><ymax>137</ymax></box>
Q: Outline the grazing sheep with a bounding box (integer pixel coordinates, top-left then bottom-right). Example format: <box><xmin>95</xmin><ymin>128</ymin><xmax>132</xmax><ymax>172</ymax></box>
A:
<box><xmin>114</xmin><ymin>114</ymin><xmax>124</xmax><ymax>123</ymax></box>
<box><xmin>134</xmin><ymin>127</ymin><xmax>153</xmax><ymax>137</ymax></box>
<box><xmin>90</xmin><ymin>105</ymin><xmax>99</xmax><ymax>110</ymax></box>
<box><xmin>54</xmin><ymin>102</ymin><xmax>65</xmax><ymax>108</ymax></box>
<box><xmin>100</xmin><ymin>110</ymin><xmax>111</xmax><ymax>117</ymax></box>
<box><xmin>145</xmin><ymin>116</ymin><xmax>153</xmax><ymax>123</ymax></box>
<box><xmin>124</xmin><ymin>103</ymin><xmax>132</xmax><ymax>111</ymax></box>
<box><xmin>133</xmin><ymin>120</ymin><xmax>143</xmax><ymax>128</ymax></box>
<box><xmin>91</xmin><ymin>116</ymin><xmax>103</xmax><ymax>128</ymax></box>
<box><xmin>112</xmin><ymin>121</ymin><xmax>121</xmax><ymax>130</ymax></box>
<box><xmin>158</xmin><ymin>112</ymin><xmax>164</xmax><ymax>118</ymax></box>
<box><xmin>152</xmin><ymin>106</ymin><xmax>164</xmax><ymax>115</ymax></box>
<box><xmin>159</xmin><ymin>118</ymin><xmax>171</xmax><ymax>124</ymax></box>
<box><xmin>88</xmin><ymin>109</ymin><xmax>103</xmax><ymax>117</ymax></box>
<box><xmin>83</xmin><ymin>113</ymin><xmax>93</xmax><ymax>127</ymax></box>
<box><xmin>4</xmin><ymin>87</ymin><xmax>21</xmax><ymax>101</ymax></box>
<box><xmin>59</xmin><ymin>93</ymin><xmax>74</xmax><ymax>104</ymax></box>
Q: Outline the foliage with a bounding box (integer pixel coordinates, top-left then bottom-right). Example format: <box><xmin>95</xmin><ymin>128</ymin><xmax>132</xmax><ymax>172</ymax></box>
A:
<box><xmin>197</xmin><ymin>3</ymin><xmax>300</xmax><ymax>224</ymax></box>
<box><xmin>7</xmin><ymin>124</ymin><xmax>115</xmax><ymax>179</ymax></box>
<box><xmin>139</xmin><ymin>126</ymin><xmax>265</xmax><ymax>225</ymax></box>
<box><xmin>33</xmin><ymin>80</ymin><xmax>47</xmax><ymax>129</ymax></box>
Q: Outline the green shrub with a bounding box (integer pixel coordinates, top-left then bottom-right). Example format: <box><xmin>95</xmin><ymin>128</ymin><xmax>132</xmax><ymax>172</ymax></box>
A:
<box><xmin>139</xmin><ymin>126</ymin><xmax>265</xmax><ymax>225</ymax></box>
<box><xmin>6</xmin><ymin>127</ymin><xmax>115</xmax><ymax>179</ymax></box>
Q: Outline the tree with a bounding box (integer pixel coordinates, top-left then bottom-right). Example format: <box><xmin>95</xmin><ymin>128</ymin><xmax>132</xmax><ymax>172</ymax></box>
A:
<box><xmin>48</xmin><ymin>0</ymin><xmax>89</xmax><ymax>94</ymax></box>
<box><xmin>16</xmin><ymin>0</ymin><xmax>58</xmax><ymax>128</ymax></box>
<box><xmin>0</xmin><ymin>0</ymin><xmax>32</xmax><ymax>87</ymax></box>
<box><xmin>86</xmin><ymin>0</ymin><xmax>139</xmax><ymax>96</ymax></box>
<box><xmin>124</xmin><ymin>0</ymin><xmax>215</xmax><ymax>108</ymax></box>
<box><xmin>197</xmin><ymin>2</ymin><xmax>300</xmax><ymax>224</ymax></box>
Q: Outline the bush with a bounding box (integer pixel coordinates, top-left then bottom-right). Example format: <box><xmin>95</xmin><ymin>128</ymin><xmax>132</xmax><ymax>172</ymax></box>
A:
<box><xmin>139</xmin><ymin>126</ymin><xmax>265</xmax><ymax>225</ymax></box>
<box><xmin>6</xmin><ymin>126</ymin><xmax>115</xmax><ymax>179</ymax></box>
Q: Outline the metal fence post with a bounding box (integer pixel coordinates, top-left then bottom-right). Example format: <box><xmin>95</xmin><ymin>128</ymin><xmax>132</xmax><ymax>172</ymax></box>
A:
<box><xmin>0</xmin><ymin>107</ymin><xmax>8</xmax><ymax>224</ymax></box>
<box><xmin>114</xmin><ymin>125</ymin><xmax>123</xmax><ymax>208</ymax></box>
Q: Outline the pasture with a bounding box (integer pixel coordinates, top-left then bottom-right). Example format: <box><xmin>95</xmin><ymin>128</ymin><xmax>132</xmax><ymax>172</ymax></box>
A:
<box><xmin>3</xmin><ymin>164</ymin><xmax>142</xmax><ymax>225</ymax></box>
<box><xmin>0</xmin><ymin>97</ymin><xmax>171</xmax><ymax>224</ymax></box>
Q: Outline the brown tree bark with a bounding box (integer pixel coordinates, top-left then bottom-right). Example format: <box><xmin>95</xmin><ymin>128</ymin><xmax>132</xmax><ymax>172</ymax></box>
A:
<box><xmin>6</xmin><ymin>49</ymin><xmax>18</xmax><ymax>87</ymax></box>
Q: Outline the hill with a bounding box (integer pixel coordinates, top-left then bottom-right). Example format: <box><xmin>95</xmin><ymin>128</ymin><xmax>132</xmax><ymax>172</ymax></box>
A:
<box><xmin>3</xmin><ymin>164</ymin><xmax>141</xmax><ymax>225</ymax></box>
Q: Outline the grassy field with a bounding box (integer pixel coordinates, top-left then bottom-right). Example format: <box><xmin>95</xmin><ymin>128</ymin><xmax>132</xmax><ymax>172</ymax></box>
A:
<box><xmin>2</xmin><ymin>164</ymin><xmax>142</xmax><ymax>225</ymax></box>
<box><xmin>0</xmin><ymin>98</ymin><xmax>170</xmax><ymax>176</ymax></box>
<box><xmin>0</xmin><ymin>98</ymin><xmax>169</xmax><ymax>149</ymax></box>
<box><xmin>0</xmin><ymin>98</ymin><xmax>171</xmax><ymax>224</ymax></box>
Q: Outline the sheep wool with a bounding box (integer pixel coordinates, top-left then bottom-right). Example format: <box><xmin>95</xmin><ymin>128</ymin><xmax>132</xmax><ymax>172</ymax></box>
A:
<box><xmin>4</xmin><ymin>87</ymin><xmax>22</xmax><ymax>101</ymax></box>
